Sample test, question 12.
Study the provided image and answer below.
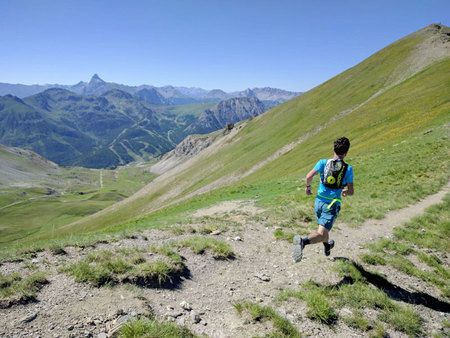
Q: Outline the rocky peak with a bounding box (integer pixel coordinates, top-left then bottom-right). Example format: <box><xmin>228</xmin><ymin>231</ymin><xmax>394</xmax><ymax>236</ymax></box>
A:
<box><xmin>185</xmin><ymin>96</ymin><xmax>266</xmax><ymax>135</ymax></box>
<box><xmin>243</xmin><ymin>88</ymin><xmax>256</xmax><ymax>97</ymax></box>
<box><xmin>89</xmin><ymin>74</ymin><xmax>105</xmax><ymax>85</ymax></box>
<box><xmin>216</xmin><ymin>97</ymin><xmax>264</xmax><ymax>114</ymax></box>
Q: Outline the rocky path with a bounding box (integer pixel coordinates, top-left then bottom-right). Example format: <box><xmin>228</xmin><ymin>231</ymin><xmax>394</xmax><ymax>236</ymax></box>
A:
<box><xmin>0</xmin><ymin>184</ymin><xmax>449</xmax><ymax>338</ymax></box>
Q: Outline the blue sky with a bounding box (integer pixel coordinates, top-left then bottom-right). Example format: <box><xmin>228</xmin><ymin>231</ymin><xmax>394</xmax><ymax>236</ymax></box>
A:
<box><xmin>0</xmin><ymin>0</ymin><xmax>449</xmax><ymax>92</ymax></box>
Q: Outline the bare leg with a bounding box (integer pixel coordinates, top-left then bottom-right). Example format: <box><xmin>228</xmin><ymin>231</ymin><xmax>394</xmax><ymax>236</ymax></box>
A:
<box><xmin>293</xmin><ymin>226</ymin><xmax>333</xmax><ymax>262</ymax></box>
<box><xmin>305</xmin><ymin>225</ymin><xmax>329</xmax><ymax>244</ymax></box>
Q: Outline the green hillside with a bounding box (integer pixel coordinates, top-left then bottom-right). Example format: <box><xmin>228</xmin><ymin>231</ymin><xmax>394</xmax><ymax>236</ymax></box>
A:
<box><xmin>3</xmin><ymin>24</ymin><xmax>450</xmax><ymax>254</ymax></box>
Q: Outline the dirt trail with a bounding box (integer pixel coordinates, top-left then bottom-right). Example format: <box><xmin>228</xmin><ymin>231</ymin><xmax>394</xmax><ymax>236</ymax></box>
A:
<box><xmin>1</xmin><ymin>184</ymin><xmax>449</xmax><ymax>338</ymax></box>
<box><xmin>335</xmin><ymin>181</ymin><xmax>450</xmax><ymax>260</ymax></box>
<box><xmin>0</xmin><ymin>195</ymin><xmax>55</xmax><ymax>211</ymax></box>
<box><xmin>99</xmin><ymin>170</ymin><xmax>103</xmax><ymax>189</ymax></box>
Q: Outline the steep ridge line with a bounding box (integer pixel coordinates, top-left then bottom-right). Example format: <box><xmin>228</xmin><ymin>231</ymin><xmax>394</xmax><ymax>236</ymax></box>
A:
<box><xmin>387</xmin><ymin>24</ymin><xmax>450</xmax><ymax>86</ymax></box>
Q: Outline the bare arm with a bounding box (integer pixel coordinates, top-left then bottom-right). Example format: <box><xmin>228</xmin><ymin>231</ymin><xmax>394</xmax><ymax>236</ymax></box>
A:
<box><xmin>342</xmin><ymin>183</ymin><xmax>354</xmax><ymax>197</ymax></box>
<box><xmin>305</xmin><ymin>169</ymin><xmax>318</xmax><ymax>195</ymax></box>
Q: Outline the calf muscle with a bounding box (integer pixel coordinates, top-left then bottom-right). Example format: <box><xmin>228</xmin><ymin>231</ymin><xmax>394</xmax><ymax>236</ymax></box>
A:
<box><xmin>307</xmin><ymin>226</ymin><xmax>329</xmax><ymax>244</ymax></box>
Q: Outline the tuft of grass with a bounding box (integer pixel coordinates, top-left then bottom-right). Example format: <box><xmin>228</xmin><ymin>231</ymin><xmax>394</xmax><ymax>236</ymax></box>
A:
<box><xmin>234</xmin><ymin>301</ymin><xmax>301</xmax><ymax>338</ymax></box>
<box><xmin>168</xmin><ymin>224</ymin><xmax>195</xmax><ymax>235</ymax></box>
<box><xmin>360</xmin><ymin>253</ymin><xmax>386</xmax><ymax>265</ymax></box>
<box><xmin>197</xmin><ymin>224</ymin><xmax>220</xmax><ymax>235</ymax></box>
<box><xmin>388</xmin><ymin>255</ymin><xmax>423</xmax><ymax>276</ymax></box>
<box><xmin>49</xmin><ymin>245</ymin><xmax>67</xmax><ymax>256</ymax></box>
<box><xmin>333</xmin><ymin>262</ymin><xmax>424</xmax><ymax>336</ymax></box>
<box><xmin>119</xmin><ymin>318</ymin><xmax>198</xmax><ymax>338</ymax></box>
<box><xmin>277</xmin><ymin>289</ymin><xmax>304</xmax><ymax>303</ymax></box>
<box><xmin>130</xmin><ymin>261</ymin><xmax>175</xmax><ymax>286</ymax></box>
<box><xmin>379</xmin><ymin>305</ymin><xmax>422</xmax><ymax>336</ymax></box>
<box><xmin>303</xmin><ymin>288</ymin><xmax>337</xmax><ymax>324</ymax></box>
<box><xmin>278</xmin><ymin>281</ymin><xmax>337</xmax><ymax>324</ymax></box>
<box><xmin>0</xmin><ymin>271</ymin><xmax>47</xmax><ymax>307</ymax></box>
<box><xmin>334</xmin><ymin>260</ymin><xmax>365</xmax><ymax>282</ymax></box>
<box><xmin>63</xmin><ymin>246</ymin><xmax>185</xmax><ymax>287</ymax></box>
<box><xmin>369</xmin><ymin>322</ymin><xmax>387</xmax><ymax>338</ymax></box>
<box><xmin>273</xmin><ymin>218</ymin><xmax>310</xmax><ymax>242</ymax></box>
<box><xmin>149</xmin><ymin>245</ymin><xmax>184</xmax><ymax>266</ymax></box>
<box><xmin>335</xmin><ymin>283</ymin><xmax>392</xmax><ymax>311</ymax></box>
<box><xmin>416</xmin><ymin>252</ymin><xmax>443</xmax><ymax>270</ymax></box>
<box><xmin>342</xmin><ymin>310</ymin><xmax>371</xmax><ymax>331</ymax></box>
<box><xmin>176</xmin><ymin>236</ymin><xmax>235</xmax><ymax>260</ymax></box>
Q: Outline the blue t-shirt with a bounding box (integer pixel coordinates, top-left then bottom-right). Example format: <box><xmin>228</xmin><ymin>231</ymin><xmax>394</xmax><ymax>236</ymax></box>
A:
<box><xmin>313</xmin><ymin>159</ymin><xmax>354</xmax><ymax>202</ymax></box>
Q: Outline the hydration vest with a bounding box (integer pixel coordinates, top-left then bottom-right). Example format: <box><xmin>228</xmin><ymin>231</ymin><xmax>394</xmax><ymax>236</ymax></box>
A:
<box><xmin>322</xmin><ymin>159</ymin><xmax>348</xmax><ymax>189</ymax></box>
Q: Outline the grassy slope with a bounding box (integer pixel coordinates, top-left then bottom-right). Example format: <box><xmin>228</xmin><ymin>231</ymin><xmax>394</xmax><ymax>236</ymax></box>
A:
<box><xmin>2</xmin><ymin>26</ymin><xmax>449</xmax><ymax>254</ymax></box>
<box><xmin>0</xmin><ymin>145</ymin><xmax>60</xmax><ymax>187</ymax></box>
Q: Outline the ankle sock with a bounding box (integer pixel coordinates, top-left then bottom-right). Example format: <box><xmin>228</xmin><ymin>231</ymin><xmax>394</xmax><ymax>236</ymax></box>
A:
<box><xmin>323</xmin><ymin>241</ymin><xmax>330</xmax><ymax>250</ymax></box>
<box><xmin>302</xmin><ymin>237</ymin><xmax>310</xmax><ymax>245</ymax></box>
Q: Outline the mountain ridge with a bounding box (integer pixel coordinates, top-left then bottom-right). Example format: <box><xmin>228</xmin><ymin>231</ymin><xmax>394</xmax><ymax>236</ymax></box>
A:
<box><xmin>0</xmin><ymin>89</ymin><xmax>271</xmax><ymax>168</ymax></box>
<box><xmin>0</xmin><ymin>74</ymin><xmax>300</xmax><ymax>104</ymax></box>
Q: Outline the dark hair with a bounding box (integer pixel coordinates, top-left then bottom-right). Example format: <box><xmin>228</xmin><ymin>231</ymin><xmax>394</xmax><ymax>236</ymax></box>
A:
<box><xmin>334</xmin><ymin>137</ymin><xmax>350</xmax><ymax>155</ymax></box>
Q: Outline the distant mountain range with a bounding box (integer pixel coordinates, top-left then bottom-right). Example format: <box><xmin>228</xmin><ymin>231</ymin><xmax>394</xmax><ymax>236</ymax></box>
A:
<box><xmin>0</xmin><ymin>75</ymin><xmax>300</xmax><ymax>168</ymax></box>
<box><xmin>0</xmin><ymin>74</ymin><xmax>300</xmax><ymax>106</ymax></box>
<box><xmin>0</xmin><ymin>87</ymin><xmax>277</xmax><ymax>168</ymax></box>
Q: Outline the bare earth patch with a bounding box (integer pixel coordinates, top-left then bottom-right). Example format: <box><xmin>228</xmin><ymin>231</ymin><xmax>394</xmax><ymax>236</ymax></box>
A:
<box><xmin>192</xmin><ymin>200</ymin><xmax>263</xmax><ymax>218</ymax></box>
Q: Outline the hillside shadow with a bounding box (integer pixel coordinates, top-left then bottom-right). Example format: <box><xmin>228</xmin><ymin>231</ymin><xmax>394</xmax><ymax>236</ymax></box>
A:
<box><xmin>332</xmin><ymin>257</ymin><xmax>450</xmax><ymax>313</ymax></box>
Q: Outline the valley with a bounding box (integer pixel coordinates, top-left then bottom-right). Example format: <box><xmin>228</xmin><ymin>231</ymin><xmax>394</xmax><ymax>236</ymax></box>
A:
<box><xmin>0</xmin><ymin>145</ymin><xmax>156</xmax><ymax>250</ymax></box>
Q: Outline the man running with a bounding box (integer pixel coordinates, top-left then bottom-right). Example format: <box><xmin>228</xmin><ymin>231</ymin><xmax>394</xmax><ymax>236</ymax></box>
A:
<box><xmin>293</xmin><ymin>137</ymin><xmax>354</xmax><ymax>262</ymax></box>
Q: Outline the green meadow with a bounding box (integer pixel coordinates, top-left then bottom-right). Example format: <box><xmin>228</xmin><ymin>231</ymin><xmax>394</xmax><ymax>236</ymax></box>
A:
<box><xmin>0</xmin><ymin>165</ymin><xmax>155</xmax><ymax>252</ymax></box>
